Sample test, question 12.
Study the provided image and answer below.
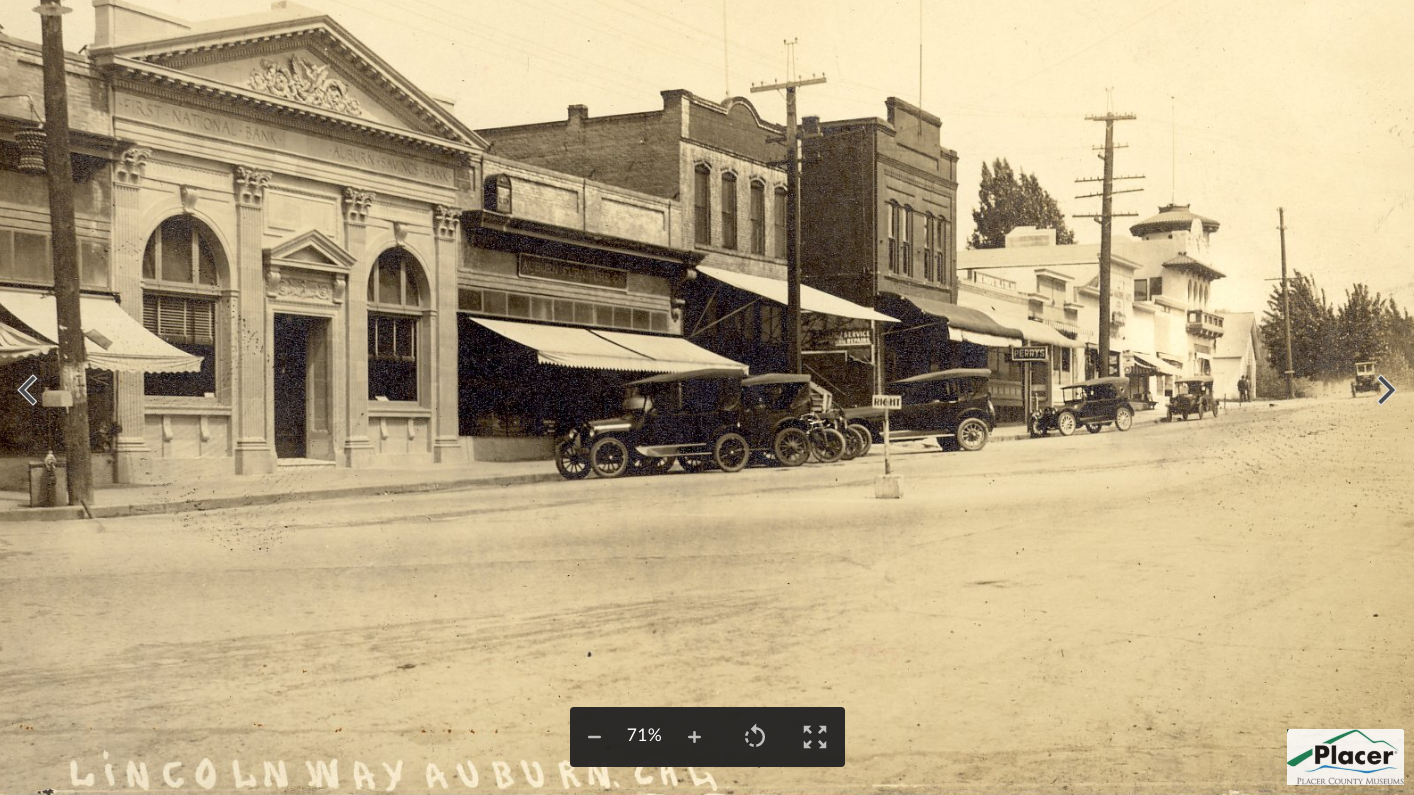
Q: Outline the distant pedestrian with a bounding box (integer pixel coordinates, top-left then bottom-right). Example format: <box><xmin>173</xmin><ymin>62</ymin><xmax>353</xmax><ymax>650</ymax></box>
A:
<box><xmin>1238</xmin><ymin>375</ymin><xmax>1251</xmax><ymax>403</ymax></box>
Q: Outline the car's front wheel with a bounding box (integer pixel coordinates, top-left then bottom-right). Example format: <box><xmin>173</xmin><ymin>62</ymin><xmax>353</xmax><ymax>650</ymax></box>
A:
<box><xmin>1086</xmin><ymin>423</ymin><xmax>1102</xmax><ymax>434</ymax></box>
<box><xmin>680</xmin><ymin>455</ymin><xmax>711</xmax><ymax>473</ymax></box>
<box><xmin>1114</xmin><ymin>405</ymin><xmax>1134</xmax><ymax>431</ymax></box>
<box><xmin>589</xmin><ymin>437</ymin><xmax>630</xmax><ymax>478</ymax></box>
<box><xmin>555</xmin><ymin>439</ymin><xmax>590</xmax><ymax>480</ymax></box>
<box><xmin>809</xmin><ymin>427</ymin><xmax>846</xmax><ymax>463</ymax></box>
<box><xmin>772</xmin><ymin>427</ymin><xmax>811</xmax><ymax>467</ymax></box>
<box><xmin>956</xmin><ymin>417</ymin><xmax>990</xmax><ymax>451</ymax></box>
<box><xmin>1055</xmin><ymin>410</ymin><xmax>1077</xmax><ymax>436</ymax></box>
<box><xmin>713</xmin><ymin>432</ymin><xmax>750</xmax><ymax>473</ymax></box>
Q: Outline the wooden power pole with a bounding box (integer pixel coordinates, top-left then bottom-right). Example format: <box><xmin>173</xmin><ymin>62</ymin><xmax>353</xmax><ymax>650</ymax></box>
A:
<box><xmin>38</xmin><ymin>0</ymin><xmax>93</xmax><ymax>504</ymax></box>
<box><xmin>1076</xmin><ymin>110</ymin><xmax>1141</xmax><ymax>377</ymax></box>
<box><xmin>752</xmin><ymin>44</ymin><xmax>824</xmax><ymax>374</ymax></box>
<box><xmin>1278</xmin><ymin>207</ymin><xmax>1295</xmax><ymax>399</ymax></box>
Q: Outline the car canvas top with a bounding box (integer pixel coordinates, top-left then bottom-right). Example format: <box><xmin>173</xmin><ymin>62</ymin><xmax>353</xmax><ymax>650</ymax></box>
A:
<box><xmin>1065</xmin><ymin>376</ymin><xmax>1131</xmax><ymax>389</ymax></box>
<box><xmin>1176</xmin><ymin>375</ymin><xmax>1214</xmax><ymax>384</ymax></box>
<box><xmin>892</xmin><ymin>367</ymin><xmax>992</xmax><ymax>386</ymax></box>
<box><xmin>741</xmin><ymin>373</ymin><xmax>813</xmax><ymax>386</ymax></box>
<box><xmin>625</xmin><ymin>368</ymin><xmax>747</xmax><ymax>386</ymax></box>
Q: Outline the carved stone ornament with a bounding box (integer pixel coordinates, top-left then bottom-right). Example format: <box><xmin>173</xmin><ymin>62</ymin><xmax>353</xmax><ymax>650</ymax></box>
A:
<box><xmin>234</xmin><ymin>166</ymin><xmax>273</xmax><ymax>208</ymax></box>
<box><xmin>264</xmin><ymin>264</ymin><xmax>282</xmax><ymax>298</ymax></box>
<box><xmin>343</xmin><ymin>187</ymin><xmax>375</xmax><ymax>224</ymax></box>
<box><xmin>248</xmin><ymin>55</ymin><xmax>364</xmax><ymax>116</ymax></box>
<box><xmin>276</xmin><ymin>275</ymin><xmax>335</xmax><ymax>303</ymax></box>
<box><xmin>434</xmin><ymin>204</ymin><xmax>461</xmax><ymax>240</ymax></box>
<box><xmin>114</xmin><ymin>146</ymin><xmax>152</xmax><ymax>185</ymax></box>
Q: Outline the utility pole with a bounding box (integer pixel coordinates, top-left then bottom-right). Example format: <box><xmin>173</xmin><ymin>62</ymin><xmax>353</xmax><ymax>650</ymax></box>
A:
<box><xmin>752</xmin><ymin>43</ymin><xmax>825</xmax><ymax>374</ymax></box>
<box><xmin>1279</xmin><ymin>207</ymin><xmax>1295</xmax><ymax>399</ymax></box>
<box><xmin>37</xmin><ymin>0</ymin><xmax>93</xmax><ymax>505</ymax></box>
<box><xmin>1076</xmin><ymin>107</ymin><xmax>1141</xmax><ymax>376</ymax></box>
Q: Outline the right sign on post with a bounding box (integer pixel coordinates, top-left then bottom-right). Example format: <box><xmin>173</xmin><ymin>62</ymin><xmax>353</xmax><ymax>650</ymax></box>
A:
<box><xmin>871</xmin><ymin>394</ymin><xmax>901</xmax><ymax>410</ymax></box>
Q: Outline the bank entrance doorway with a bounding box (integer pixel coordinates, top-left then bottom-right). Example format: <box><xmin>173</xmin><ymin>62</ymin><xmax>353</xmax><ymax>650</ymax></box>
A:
<box><xmin>273</xmin><ymin>314</ymin><xmax>333</xmax><ymax>460</ymax></box>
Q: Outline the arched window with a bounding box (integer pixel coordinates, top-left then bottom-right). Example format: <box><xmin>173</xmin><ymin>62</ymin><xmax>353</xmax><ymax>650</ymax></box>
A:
<box><xmin>693</xmin><ymin>164</ymin><xmax>712</xmax><ymax>246</ymax></box>
<box><xmin>142</xmin><ymin>216</ymin><xmax>222</xmax><ymax>397</ymax></box>
<box><xmin>749</xmin><ymin>180</ymin><xmax>766</xmax><ymax>255</ymax></box>
<box><xmin>367</xmin><ymin>248</ymin><xmax>424</xmax><ymax>402</ymax></box>
<box><xmin>720</xmin><ymin>172</ymin><xmax>738</xmax><ymax>250</ymax></box>
<box><xmin>773</xmin><ymin>187</ymin><xmax>787</xmax><ymax>258</ymax></box>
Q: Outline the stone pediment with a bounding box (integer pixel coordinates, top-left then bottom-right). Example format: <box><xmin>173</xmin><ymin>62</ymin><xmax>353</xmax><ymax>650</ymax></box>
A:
<box><xmin>92</xmin><ymin>12</ymin><xmax>485</xmax><ymax>153</ymax></box>
<box><xmin>266</xmin><ymin>228</ymin><xmax>357</xmax><ymax>272</ymax></box>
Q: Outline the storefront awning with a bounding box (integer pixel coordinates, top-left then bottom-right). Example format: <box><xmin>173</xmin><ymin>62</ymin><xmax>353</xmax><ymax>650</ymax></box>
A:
<box><xmin>467</xmin><ymin>316</ymin><xmax>748</xmax><ymax>374</ymax></box>
<box><xmin>0</xmin><ymin>319</ymin><xmax>52</xmax><ymax>364</ymax></box>
<box><xmin>698</xmin><ymin>265</ymin><xmax>896</xmax><ymax>322</ymax></box>
<box><xmin>956</xmin><ymin>292</ymin><xmax>1077</xmax><ymax>348</ymax></box>
<box><xmin>886</xmin><ymin>294</ymin><xmax>1025</xmax><ymax>347</ymax></box>
<box><xmin>0</xmin><ymin>288</ymin><xmax>203</xmax><ymax>373</ymax></box>
<box><xmin>1132</xmin><ymin>351</ymin><xmax>1181</xmax><ymax>376</ymax></box>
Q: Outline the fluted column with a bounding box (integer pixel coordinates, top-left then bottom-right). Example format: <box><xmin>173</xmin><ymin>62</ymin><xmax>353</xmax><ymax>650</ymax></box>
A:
<box><xmin>232</xmin><ymin>166</ymin><xmax>275</xmax><ymax>474</ymax></box>
<box><xmin>432</xmin><ymin>204</ymin><xmax>464</xmax><ymax>463</ymax></box>
<box><xmin>111</xmin><ymin>147</ymin><xmax>151</xmax><ymax>483</ymax></box>
<box><xmin>342</xmin><ymin>187</ymin><xmax>375</xmax><ymax>468</ymax></box>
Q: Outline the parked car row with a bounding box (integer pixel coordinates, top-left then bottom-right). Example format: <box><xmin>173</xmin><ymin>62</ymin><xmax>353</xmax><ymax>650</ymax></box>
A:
<box><xmin>556</xmin><ymin>366</ymin><xmax>1214</xmax><ymax>480</ymax></box>
<box><xmin>554</xmin><ymin>369</ymin><xmax>870</xmax><ymax>480</ymax></box>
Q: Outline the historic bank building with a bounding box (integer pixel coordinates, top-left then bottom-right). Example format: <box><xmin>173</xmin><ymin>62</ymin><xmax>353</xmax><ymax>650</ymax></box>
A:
<box><xmin>0</xmin><ymin>0</ymin><xmax>484</xmax><ymax>485</ymax></box>
<box><xmin>1</xmin><ymin>0</ymin><xmax>734</xmax><ymax>486</ymax></box>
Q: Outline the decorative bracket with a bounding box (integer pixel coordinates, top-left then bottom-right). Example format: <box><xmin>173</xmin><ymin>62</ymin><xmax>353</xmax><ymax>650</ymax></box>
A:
<box><xmin>114</xmin><ymin>146</ymin><xmax>151</xmax><ymax>185</ymax></box>
<box><xmin>434</xmin><ymin>205</ymin><xmax>461</xmax><ymax>240</ymax></box>
<box><xmin>343</xmin><ymin>187</ymin><xmax>375</xmax><ymax>224</ymax></box>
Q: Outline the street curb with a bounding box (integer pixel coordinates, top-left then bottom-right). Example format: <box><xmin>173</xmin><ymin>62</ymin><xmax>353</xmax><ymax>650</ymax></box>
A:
<box><xmin>0</xmin><ymin>470</ymin><xmax>563</xmax><ymax>524</ymax></box>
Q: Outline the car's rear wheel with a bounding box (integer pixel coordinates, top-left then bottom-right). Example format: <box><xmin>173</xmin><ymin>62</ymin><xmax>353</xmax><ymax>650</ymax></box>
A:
<box><xmin>1055</xmin><ymin>410</ymin><xmax>1077</xmax><ymax>436</ymax></box>
<box><xmin>589</xmin><ymin>437</ymin><xmax>630</xmax><ymax>478</ymax></box>
<box><xmin>1114</xmin><ymin>405</ymin><xmax>1134</xmax><ymax>431</ymax></box>
<box><xmin>713</xmin><ymin>432</ymin><xmax>750</xmax><ymax>472</ymax></box>
<box><xmin>809</xmin><ymin>427</ymin><xmax>846</xmax><ymax>463</ymax></box>
<box><xmin>849</xmin><ymin>424</ymin><xmax>873</xmax><ymax>456</ymax></box>
<box><xmin>1086</xmin><ymin>423</ymin><xmax>1102</xmax><ymax>434</ymax></box>
<box><xmin>956</xmin><ymin>417</ymin><xmax>989</xmax><ymax>451</ymax></box>
<box><xmin>937</xmin><ymin>436</ymin><xmax>960</xmax><ymax>452</ymax></box>
<box><xmin>555</xmin><ymin>439</ymin><xmax>590</xmax><ymax>480</ymax></box>
<box><xmin>772</xmin><ymin>427</ymin><xmax>811</xmax><ymax>467</ymax></box>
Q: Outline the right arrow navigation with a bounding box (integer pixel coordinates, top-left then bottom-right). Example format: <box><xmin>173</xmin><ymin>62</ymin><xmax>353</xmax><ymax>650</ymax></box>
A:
<box><xmin>1378</xmin><ymin>375</ymin><xmax>1396</xmax><ymax>405</ymax></box>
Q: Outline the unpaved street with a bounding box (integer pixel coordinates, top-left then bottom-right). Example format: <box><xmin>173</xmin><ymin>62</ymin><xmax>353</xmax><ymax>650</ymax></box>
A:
<box><xmin>2</xmin><ymin>398</ymin><xmax>1411</xmax><ymax>794</ymax></box>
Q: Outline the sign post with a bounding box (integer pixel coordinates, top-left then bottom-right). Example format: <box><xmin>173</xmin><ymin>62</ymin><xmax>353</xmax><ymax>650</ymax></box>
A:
<box><xmin>872</xmin><ymin>394</ymin><xmax>902</xmax><ymax>499</ymax></box>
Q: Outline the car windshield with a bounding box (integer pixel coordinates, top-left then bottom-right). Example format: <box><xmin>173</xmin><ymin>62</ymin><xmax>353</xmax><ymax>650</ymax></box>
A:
<box><xmin>1085</xmin><ymin>385</ymin><xmax>1117</xmax><ymax>400</ymax></box>
<box><xmin>745</xmin><ymin>382</ymin><xmax>805</xmax><ymax>411</ymax></box>
<box><xmin>903</xmin><ymin>378</ymin><xmax>972</xmax><ymax>405</ymax></box>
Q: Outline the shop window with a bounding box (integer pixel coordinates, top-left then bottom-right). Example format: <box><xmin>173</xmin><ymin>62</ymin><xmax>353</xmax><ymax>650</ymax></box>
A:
<box><xmin>773</xmin><ymin>187</ymin><xmax>787</xmax><ymax>258</ymax></box>
<box><xmin>749</xmin><ymin>180</ymin><xmax>766</xmax><ymax>255</ymax></box>
<box><xmin>760</xmin><ymin>303</ymin><xmax>783</xmax><ymax>344</ymax></box>
<box><xmin>721</xmin><ymin>172</ymin><xmax>738</xmax><ymax>250</ymax></box>
<box><xmin>693</xmin><ymin>164</ymin><xmax>711</xmax><ymax>246</ymax></box>
<box><xmin>367</xmin><ymin>248</ymin><xmax>425</xmax><ymax>402</ymax></box>
<box><xmin>142</xmin><ymin>216</ymin><xmax>222</xmax><ymax>398</ymax></box>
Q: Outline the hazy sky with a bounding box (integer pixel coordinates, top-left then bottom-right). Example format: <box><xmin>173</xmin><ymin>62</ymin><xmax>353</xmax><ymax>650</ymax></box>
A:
<box><xmin>4</xmin><ymin>0</ymin><xmax>1410</xmax><ymax>315</ymax></box>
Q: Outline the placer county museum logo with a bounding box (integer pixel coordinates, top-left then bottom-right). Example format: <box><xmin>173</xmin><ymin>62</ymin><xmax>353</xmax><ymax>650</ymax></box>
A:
<box><xmin>1287</xmin><ymin>729</ymin><xmax>1403</xmax><ymax>786</ymax></box>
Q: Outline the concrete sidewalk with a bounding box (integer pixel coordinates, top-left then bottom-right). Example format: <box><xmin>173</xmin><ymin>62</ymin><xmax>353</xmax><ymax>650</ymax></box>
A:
<box><xmin>0</xmin><ymin>458</ymin><xmax>561</xmax><ymax>523</ymax></box>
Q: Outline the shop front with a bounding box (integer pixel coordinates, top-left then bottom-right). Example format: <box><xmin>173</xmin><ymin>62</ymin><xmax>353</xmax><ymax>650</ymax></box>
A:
<box><xmin>458</xmin><ymin>206</ymin><xmax>743</xmax><ymax>461</ymax></box>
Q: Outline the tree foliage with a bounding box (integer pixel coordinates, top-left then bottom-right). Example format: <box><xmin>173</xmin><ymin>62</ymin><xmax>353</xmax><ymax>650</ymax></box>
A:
<box><xmin>969</xmin><ymin>158</ymin><xmax>1076</xmax><ymax>249</ymax></box>
<box><xmin>1261</xmin><ymin>272</ymin><xmax>1414</xmax><ymax>381</ymax></box>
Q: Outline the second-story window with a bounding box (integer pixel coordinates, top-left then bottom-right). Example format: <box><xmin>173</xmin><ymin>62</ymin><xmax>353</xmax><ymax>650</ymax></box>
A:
<box><xmin>937</xmin><ymin>216</ymin><xmax>952</xmax><ymax>284</ymax></box>
<box><xmin>749</xmin><ymin>180</ymin><xmax>765</xmax><ymax>255</ymax></box>
<box><xmin>773</xmin><ymin>187</ymin><xmax>788</xmax><ymax>258</ymax></box>
<box><xmin>694</xmin><ymin>164</ymin><xmax>712</xmax><ymax>246</ymax></box>
<box><xmin>923</xmin><ymin>212</ymin><xmax>936</xmax><ymax>282</ymax></box>
<box><xmin>887</xmin><ymin>202</ymin><xmax>900</xmax><ymax>273</ymax></box>
<box><xmin>901</xmin><ymin>206</ymin><xmax>913</xmax><ymax>277</ymax></box>
<box><xmin>721</xmin><ymin>172</ymin><xmax>738</xmax><ymax>250</ymax></box>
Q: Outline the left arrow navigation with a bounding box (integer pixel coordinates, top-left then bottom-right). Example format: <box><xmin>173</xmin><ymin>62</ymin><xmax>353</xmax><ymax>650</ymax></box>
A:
<box><xmin>18</xmin><ymin>374</ymin><xmax>38</xmax><ymax>406</ymax></box>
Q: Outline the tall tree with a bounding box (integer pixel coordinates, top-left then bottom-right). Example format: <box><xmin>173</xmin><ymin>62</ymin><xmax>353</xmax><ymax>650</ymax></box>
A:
<box><xmin>1260</xmin><ymin>271</ymin><xmax>1340</xmax><ymax>379</ymax></box>
<box><xmin>969</xmin><ymin>158</ymin><xmax>1076</xmax><ymax>249</ymax></box>
<box><xmin>1336</xmin><ymin>283</ymin><xmax>1388</xmax><ymax>365</ymax></box>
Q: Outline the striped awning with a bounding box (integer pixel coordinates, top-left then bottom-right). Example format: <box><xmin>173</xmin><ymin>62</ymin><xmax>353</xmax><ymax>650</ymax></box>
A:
<box><xmin>466</xmin><ymin>316</ymin><xmax>747</xmax><ymax>373</ymax></box>
<box><xmin>0</xmin><ymin>288</ymin><xmax>202</xmax><ymax>373</ymax></box>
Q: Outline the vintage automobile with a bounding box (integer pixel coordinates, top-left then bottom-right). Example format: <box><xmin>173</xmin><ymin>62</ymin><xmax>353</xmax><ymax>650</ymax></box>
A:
<box><xmin>1352</xmin><ymin>361</ymin><xmax>1380</xmax><ymax>397</ymax></box>
<box><xmin>738</xmin><ymin>374</ymin><xmax>846</xmax><ymax>466</ymax></box>
<box><xmin>842</xmin><ymin>368</ymin><xmax>996</xmax><ymax>452</ymax></box>
<box><xmin>1167</xmin><ymin>376</ymin><xmax>1219</xmax><ymax>421</ymax></box>
<box><xmin>555</xmin><ymin>368</ymin><xmax>750</xmax><ymax>480</ymax></box>
<box><xmin>1031</xmin><ymin>376</ymin><xmax>1135</xmax><ymax>437</ymax></box>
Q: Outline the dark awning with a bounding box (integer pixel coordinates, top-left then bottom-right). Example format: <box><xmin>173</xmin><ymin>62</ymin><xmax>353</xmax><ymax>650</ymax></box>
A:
<box><xmin>880</xmin><ymin>293</ymin><xmax>1025</xmax><ymax>347</ymax></box>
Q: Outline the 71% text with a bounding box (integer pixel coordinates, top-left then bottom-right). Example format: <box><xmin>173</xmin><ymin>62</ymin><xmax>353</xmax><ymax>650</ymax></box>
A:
<box><xmin>628</xmin><ymin>728</ymin><xmax>663</xmax><ymax>742</ymax></box>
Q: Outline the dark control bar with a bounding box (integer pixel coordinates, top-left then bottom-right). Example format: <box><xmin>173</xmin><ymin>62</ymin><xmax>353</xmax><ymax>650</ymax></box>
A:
<box><xmin>570</xmin><ymin>707</ymin><xmax>844</xmax><ymax>768</ymax></box>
